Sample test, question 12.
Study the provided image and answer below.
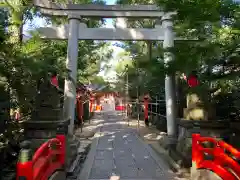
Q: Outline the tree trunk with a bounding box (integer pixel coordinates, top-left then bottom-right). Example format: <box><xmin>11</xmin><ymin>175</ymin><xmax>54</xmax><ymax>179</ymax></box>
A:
<box><xmin>8</xmin><ymin>20</ymin><xmax>23</xmax><ymax>44</ymax></box>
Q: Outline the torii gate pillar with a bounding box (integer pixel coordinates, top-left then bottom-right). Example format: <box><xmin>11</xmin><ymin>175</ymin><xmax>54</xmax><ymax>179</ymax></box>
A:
<box><xmin>63</xmin><ymin>15</ymin><xmax>80</xmax><ymax>135</ymax></box>
<box><xmin>162</xmin><ymin>14</ymin><xmax>177</xmax><ymax>144</ymax></box>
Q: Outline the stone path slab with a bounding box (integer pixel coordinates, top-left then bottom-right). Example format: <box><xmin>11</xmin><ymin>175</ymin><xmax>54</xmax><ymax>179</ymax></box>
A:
<box><xmin>78</xmin><ymin>111</ymin><xmax>177</xmax><ymax>180</ymax></box>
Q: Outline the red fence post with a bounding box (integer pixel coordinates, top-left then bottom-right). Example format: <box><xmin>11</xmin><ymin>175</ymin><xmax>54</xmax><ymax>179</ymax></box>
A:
<box><xmin>144</xmin><ymin>95</ymin><xmax>149</xmax><ymax>126</ymax></box>
<box><xmin>191</xmin><ymin>134</ymin><xmax>204</xmax><ymax>179</ymax></box>
<box><xmin>192</xmin><ymin>134</ymin><xmax>202</xmax><ymax>168</ymax></box>
<box><xmin>89</xmin><ymin>96</ymin><xmax>94</xmax><ymax>123</ymax></box>
<box><xmin>16</xmin><ymin>141</ymin><xmax>33</xmax><ymax>180</ymax></box>
<box><xmin>191</xmin><ymin>134</ymin><xmax>202</xmax><ymax>179</ymax></box>
<box><xmin>90</xmin><ymin>97</ymin><xmax>94</xmax><ymax>113</ymax></box>
<box><xmin>56</xmin><ymin>122</ymin><xmax>66</xmax><ymax>166</ymax></box>
<box><xmin>80</xmin><ymin>99</ymin><xmax>83</xmax><ymax>124</ymax></box>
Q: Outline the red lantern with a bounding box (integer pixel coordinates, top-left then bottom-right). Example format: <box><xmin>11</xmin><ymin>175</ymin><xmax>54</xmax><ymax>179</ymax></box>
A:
<box><xmin>50</xmin><ymin>75</ymin><xmax>59</xmax><ymax>88</ymax></box>
<box><xmin>187</xmin><ymin>74</ymin><xmax>199</xmax><ymax>87</ymax></box>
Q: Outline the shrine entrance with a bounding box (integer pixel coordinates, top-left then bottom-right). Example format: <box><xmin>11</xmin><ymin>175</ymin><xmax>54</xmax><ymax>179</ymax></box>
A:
<box><xmin>33</xmin><ymin>0</ymin><xmax>189</xmax><ymax>143</ymax></box>
<box><xmin>89</xmin><ymin>92</ymin><xmax>123</xmax><ymax>112</ymax></box>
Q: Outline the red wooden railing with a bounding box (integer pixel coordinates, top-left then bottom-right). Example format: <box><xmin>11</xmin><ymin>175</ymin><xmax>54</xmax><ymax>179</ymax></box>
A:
<box><xmin>192</xmin><ymin>134</ymin><xmax>240</xmax><ymax>180</ymax></box>
<box><xmin>16</xmin><ymin>134</ymin><xmax>66</xmax><ymax>180</ymax></box>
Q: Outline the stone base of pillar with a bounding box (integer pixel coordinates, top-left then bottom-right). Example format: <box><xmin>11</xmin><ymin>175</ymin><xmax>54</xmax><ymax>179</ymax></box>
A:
<box><xmin>158</xmin><ymin>135</ymin><xmax>177</xmax><ymax>149</ymax></box>
<box><xmin>158</xmin><ymin>135</ymin><xmax>192</xmax><ymax>168</ymax></box>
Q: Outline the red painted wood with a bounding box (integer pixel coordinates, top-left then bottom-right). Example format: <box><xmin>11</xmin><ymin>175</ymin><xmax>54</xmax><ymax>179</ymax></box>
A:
<box><xmin>192</xmin><ymin>133</ymin><xmax>240</xmax><ymax>180</ymax></box>
<box><xmin>16</xmin><ymin>135</ymin><xmax>66</xmax><ymax>180</ymax></box>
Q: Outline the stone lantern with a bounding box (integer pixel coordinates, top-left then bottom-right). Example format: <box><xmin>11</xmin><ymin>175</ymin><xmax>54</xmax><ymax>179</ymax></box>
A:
<box><xmin>24</xmin><ymin>76</ymin><xmax>69</xmax><ymax>150</ymax></box>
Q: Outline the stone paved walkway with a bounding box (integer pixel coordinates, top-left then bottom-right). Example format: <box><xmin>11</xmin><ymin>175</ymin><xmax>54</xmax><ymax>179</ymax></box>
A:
<box><xmin>78</xmin><ymin>111</ymin><xmax>178</xmax><ymax>180</ymax></box>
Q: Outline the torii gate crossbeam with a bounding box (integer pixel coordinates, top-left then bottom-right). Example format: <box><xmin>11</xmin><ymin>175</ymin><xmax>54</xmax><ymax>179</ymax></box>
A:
<box><xmin>37</xmin><ymin>25</ymin><xmax>169</xmax><ymax>41</ymax></box>
<box><xmin>34</xmin><ymin>0</ymin><xmax>164</xmax><ymax>18</ymax></box>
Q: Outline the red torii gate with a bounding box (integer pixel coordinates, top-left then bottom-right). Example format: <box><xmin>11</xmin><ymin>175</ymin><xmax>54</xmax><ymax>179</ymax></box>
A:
<box><xmin>91</xmin><ymin>91</ymin><xmax>118</xmax><ymax>111</ymax></box>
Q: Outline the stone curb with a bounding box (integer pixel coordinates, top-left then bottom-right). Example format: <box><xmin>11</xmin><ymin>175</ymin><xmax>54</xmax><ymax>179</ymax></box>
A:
<box><xmin>77</xmin><ymin>126</ymin><xmax>102</xmax><ymax>180</ymax></box>
<box><xmin>149</xmin><ymin>144</ymin><xmax>190</xmax><ymax>179</ymax></box>
<box><xmin>149</xmin><ymin>143</ymin><xmax>181</xmax><ymax>172</ymax></box>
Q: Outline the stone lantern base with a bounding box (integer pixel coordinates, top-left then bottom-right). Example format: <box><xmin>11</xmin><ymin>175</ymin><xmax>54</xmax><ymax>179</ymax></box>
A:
<box><xmin>23</xmin><ymin>118</ymin><xmax>69</xmax><ymax>150</ymax></box>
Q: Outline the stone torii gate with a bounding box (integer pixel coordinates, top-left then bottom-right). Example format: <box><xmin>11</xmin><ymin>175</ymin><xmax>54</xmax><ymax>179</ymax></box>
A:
<box><xmin>33</xmin><ymin>0</ymin><xmax>183</xmax><ymax>144</ymax></box>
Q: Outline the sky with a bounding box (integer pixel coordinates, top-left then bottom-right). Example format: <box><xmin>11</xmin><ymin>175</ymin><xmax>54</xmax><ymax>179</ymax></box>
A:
<box><xmin>23</xmin><ymin>0</ymin><xmax>117</xmax><ymax>35</ymax></box>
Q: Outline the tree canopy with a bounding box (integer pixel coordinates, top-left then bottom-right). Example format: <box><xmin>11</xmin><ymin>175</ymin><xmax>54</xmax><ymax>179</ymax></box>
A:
<box><xmin>0</xmin><ymin>0</ymin><xmax>113</xmax><ymax>113</ymax></box>
<box><xmin>114</xmin><ymin>0</ymin><xmax>240</xmax><ymax>120</ymax></box>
